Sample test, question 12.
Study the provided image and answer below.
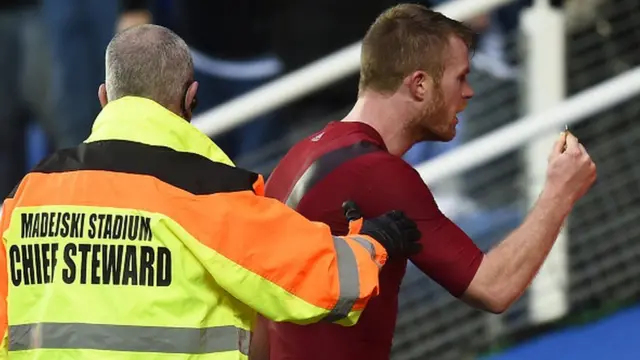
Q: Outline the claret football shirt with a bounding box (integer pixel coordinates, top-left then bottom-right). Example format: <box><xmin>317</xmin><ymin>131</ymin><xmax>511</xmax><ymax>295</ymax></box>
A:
<box><xmin>263</xmin><ymin>121</ymin><xmax>484</xmax><ymax>360</ymax></box>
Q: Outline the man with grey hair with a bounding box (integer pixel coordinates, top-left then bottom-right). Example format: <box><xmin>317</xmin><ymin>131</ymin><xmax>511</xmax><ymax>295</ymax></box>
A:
<box><xmin>100</xmin><ymin>24</ymin><xmax>198</xmax><ymax>121</ymax></box>
<box><xmin>0</xmin><ymin>24</ymin><xmax>423</xmax><ymax>360</ymax></box>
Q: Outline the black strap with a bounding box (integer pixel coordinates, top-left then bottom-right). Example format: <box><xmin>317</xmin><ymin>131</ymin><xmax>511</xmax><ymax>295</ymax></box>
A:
<box><xmin>27</xmin><ymin>140</ymin><xmax>260</xmax><ymax>196</ymax></box>
<box><xmin>285</xmin><ymin>141</ymin><xmax>381</xmax><ymax>209</ymax></box>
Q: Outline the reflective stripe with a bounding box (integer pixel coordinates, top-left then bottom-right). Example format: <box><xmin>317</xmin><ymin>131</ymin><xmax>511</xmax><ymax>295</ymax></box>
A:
<box><xmin>350</xmin><ymin>236</ymin><xmax>377</xmax><ymax>260</ymax></box>
<box><xmin>323</xmin><ymin>236</ymin><xmax>361</xmax><ymax>323</ymax></box>
<box><xmin>9</xmin><ymin>322</ymin><xmax>250</xmax><ymax>355</ymax></box>
<box><xmin>350</xmin><ymin>235</ymin><xmax>382</xmax><ymax>270</ymax></box>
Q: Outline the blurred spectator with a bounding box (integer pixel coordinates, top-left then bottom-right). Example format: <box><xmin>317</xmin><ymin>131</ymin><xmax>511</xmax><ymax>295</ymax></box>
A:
<box><xmin>41</xmin><ymin>0</ymin><xmax>118</xmax><ymax>149</ymax></box>
<box><xmin>0</xmin><ymin>0</ymin><xmax>54</xmax><ymax>198</ymax></box>
<box><xmin>119</xmin><ymin>0</ymin><xmax>285</xmax><ymax>163</ymax></box>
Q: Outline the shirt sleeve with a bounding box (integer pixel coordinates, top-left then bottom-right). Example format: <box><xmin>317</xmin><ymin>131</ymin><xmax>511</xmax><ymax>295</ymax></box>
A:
<box><xmin>192</xmin><ymin>187</ymin><xmax>389</xmax><ymax>327</ymax></box>
<box><xmin>356</xmin><ymin>155</ymin><xmax>484</xmax><ymax>297</ymax></box>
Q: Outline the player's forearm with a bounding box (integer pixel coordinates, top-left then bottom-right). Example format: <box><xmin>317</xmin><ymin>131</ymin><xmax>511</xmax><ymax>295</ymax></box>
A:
<box><xmin>467</xmin><ymin>187</ymin><xmax>573</xmax><ymax>312</ymax></box>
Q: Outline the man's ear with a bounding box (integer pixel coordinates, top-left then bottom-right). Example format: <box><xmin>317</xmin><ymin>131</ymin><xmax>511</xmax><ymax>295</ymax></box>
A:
<box><xmin>98</xmin><ymin>84</ymin><xmax>108</xmax><ymax>108</ymax></box>
<box><xmin>183</xmin><ymin>81</ymin><xmax>199</xmax><ymax>120</ymax></box>
<box><xmin>406</xmin><ymin>71</ymin><xmax>433</xmax><ymax>102</ymax></box>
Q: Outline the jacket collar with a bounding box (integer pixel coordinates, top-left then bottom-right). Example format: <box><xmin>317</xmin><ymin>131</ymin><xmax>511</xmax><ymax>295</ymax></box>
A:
<box><xmin>85</xmin><ymin>96</ymin><xmax>235</xmax><ymax>167</ymax></box>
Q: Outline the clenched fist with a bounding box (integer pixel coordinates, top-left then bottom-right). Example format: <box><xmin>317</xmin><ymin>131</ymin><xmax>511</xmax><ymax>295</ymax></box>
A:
<box><xmin>545</xmin><ymin>131</ymin><xmax>597</xmax><ymax>204</ymax></box>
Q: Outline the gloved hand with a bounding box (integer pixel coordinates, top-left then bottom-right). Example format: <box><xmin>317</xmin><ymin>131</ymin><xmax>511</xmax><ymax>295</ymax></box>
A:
<box><xmin>342</xmin><ymin>200</ymin><xmax>422</xmax><ymax>258</ymax></box>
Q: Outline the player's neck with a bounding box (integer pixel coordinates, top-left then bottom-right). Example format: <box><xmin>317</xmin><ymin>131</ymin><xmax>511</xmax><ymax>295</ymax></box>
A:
<box><xmin>342</xmin><ymin>93</ymin><xmax>415</xmax><ymax>157</ymax></box>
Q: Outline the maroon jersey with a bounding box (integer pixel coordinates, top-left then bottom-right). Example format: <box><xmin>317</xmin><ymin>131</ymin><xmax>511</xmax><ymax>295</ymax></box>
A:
<box><xmin>263</xmin><ymin>121</ymin><xmax>483</xmax><ymax>360</ymax></box>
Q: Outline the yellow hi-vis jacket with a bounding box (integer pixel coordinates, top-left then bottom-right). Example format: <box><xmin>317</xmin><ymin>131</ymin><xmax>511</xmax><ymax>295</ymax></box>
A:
<box><xmin>0</xmin><ymin>97</ymin><xmax>388</xmax><ymax>360</ymax></box>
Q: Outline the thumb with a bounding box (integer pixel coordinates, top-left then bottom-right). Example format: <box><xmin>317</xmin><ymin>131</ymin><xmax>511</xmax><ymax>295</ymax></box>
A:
<box><xmin>552</xmin><ymin>131</ymin><xmax>568</xmax><ymax>155</ymax></box>
<box><xmin>565</xmin><ymin>132</ymin><xmax>580</xmax><ymax>150</ymax></box>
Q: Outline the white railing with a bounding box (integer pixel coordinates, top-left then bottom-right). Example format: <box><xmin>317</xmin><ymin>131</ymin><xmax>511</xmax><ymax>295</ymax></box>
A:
<box><xmin>191</xmin><ymin>0</ymin><xmax>517</xmax><ymax>137</ymax></box>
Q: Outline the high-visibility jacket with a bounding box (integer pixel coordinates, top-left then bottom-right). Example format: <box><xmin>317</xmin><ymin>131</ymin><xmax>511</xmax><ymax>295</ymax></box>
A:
<box><xmin>0</xmin><ymin>96</ymin><xmax>388</xmax><ymax>360</ymax></box>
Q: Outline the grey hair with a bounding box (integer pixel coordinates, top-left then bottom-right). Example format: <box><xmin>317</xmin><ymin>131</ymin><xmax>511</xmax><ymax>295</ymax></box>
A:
<box><xmin>105</xmin><ymin>24</ymin><xmax>193</xmax><ymax>109</ymax></box>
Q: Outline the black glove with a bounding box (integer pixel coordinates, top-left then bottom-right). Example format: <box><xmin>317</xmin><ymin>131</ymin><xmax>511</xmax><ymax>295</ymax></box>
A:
<box><xmin>342</xmin><ymin>200</ymin><xmax>422</xmax><ymax>258</ymax></box>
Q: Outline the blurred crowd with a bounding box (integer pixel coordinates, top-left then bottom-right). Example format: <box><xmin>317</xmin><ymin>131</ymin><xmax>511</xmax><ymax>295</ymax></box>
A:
<box><xmin>0</xmin><ymin>0</ymin><xmax>568</xmax><ymax>201</ymax></box>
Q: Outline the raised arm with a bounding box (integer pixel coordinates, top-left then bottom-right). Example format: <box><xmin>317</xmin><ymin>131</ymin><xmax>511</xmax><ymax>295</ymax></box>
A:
<box><xmin>357</xmin><ymin>132</ymin><xmax>595</xmax><ymax>314</ymax></box>
<box><xmin>461</xmin><ymin>132</ymin><xmax>596</xmax><ymax>312</ymax></box>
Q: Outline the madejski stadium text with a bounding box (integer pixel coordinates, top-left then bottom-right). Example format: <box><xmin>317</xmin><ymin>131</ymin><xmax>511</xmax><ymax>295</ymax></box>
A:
<box><xmin>9</xmin><ymin>212</ymin><xmax>172</xmax><ymax>287</ymax></box>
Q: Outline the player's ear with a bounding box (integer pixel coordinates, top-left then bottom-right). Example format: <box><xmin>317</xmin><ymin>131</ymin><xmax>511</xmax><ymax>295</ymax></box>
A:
<box><xmin>98</xmin><ymin>84</ymin><xmax>108</xmax><ymax>108</ymax></box>
<box><xmin>406</xmin><ymin>70</ymin><xmax>433</xmax><ymax>102</ymax></box>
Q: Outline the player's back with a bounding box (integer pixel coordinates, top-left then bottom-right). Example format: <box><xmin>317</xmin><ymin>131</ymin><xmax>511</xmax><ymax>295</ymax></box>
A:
<box><xmin>264</xmin><ymin>121</ymin><xmax>409</xmax><ymax>360</ymax></box>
